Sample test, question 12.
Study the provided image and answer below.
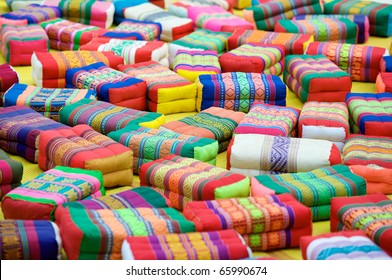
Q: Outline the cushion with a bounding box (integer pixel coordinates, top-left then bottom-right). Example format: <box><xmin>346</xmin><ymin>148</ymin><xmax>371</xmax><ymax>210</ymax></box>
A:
<box><xmin>0</xmin><ymin>24</ymin><xmax>49</xmax><ymax>66</ymax></box>
<box><xmin>40</xmin><ymin>18</ymin><xmax>106</xmax><ymax>51</ymax></box>
<box><xmin>233</xmin><ymin>102</ymin><xmax>300</xmax><ymax>136</ymax></box>
<box><xmin>139</xmin><ymin>155</ymin><xmax>250</xmax><ymax>210</ymax></box>
<box><xmin>1</xmin><ymin>4</ymin><xmax>61</xmax><ymax>24</ymax></box>
<box><xmin>284</xmin><ymin>54</ymin><xmax>352</xmax><ymax>102</ymax></box>
<box><xmin>111</xmin><ymin>0</ymin><xmax>148</xmax><ymax>24</ymax></box>
<box><xmin>58</xmin><ymin>99</ymin><xmax>165</xmax><ymax>134</ymax></box>
<box><xmin>324</xmin><ymin>0</ymin><xmax>392</xmax><ymax>37</ymax></box>
<box><xmin>118</xmin><ymin>61</ymin><xmax>196</xmax><ymax>114</ymax></box>
<box><xmin>161</xmin><ymin>107</ymin><xmax>246</xmax><ymax>152</ymax></box>
<box><xmin>196</xmin><ymin>72</ymin><xmax>287</xmax><ymax>112</ymax></box>
<box><xmin>122</xmin><ymin>230</ymin><xmax>253</xmax><ymax>260</ymax></box>
<box><xmin>0</xmin><ymin>16</ymin><xmax>28</xmax><ymax>30</ymax></box>
<box><xmin>251</xmin><ymin>165</ymin><xmax>367</xmax><ymax>221</ymax></box>
<box><xmin>102</xmin><ymin>18</ymin><xmax>162</xmax><ymax>40</ymax></box>
<box><xmin>0</xmin><ymin>220</ymin><xmax>62</xmax><ymax>260</ymax></box>
<box><xmin>380</xmin><ymin>56</ymin><xmax>392</xmax><ymax>72</ymax></box>
<box><xmin>275</xmin><ymin>18</ymin><xmax>359</xmax><ymax>44</ymax></box>
<box><xmin>108</xmin><ymin>124</ymin><xmax>219</xmax><ymax>174</ymax></box>
<box><xmin>1</xmin><ymin>166</ymin><xmax>105</xmax><ymax>220</ymax></box>
<box><xmin>305</xmin><ymin>42</ymin><xmax>388</xmax><ymax>82</ymax></box>
<box><xmin>376</xmin><ymin>72</ymin><xmax>392</xmax><ymax>93</ymax></box>
<box><xmin>219</xmin><ymin>43</ymin><xmax>285</xmax><ymax>75</ymax></box>
<box><xmin>227</xmin><ymin>134</ymin><xmax>342</xmax><ymax>177</ymax></box>
<box><xmin>3</xmin><ymin>83</ymin><xmax>96</xmax><ymax>121</ymax></box>
<box><xmin>31</xmin><ymin>50</ymin><xmax>124</xmax><ymax>88</ymax></box>
<box><xmin>0</xmin><ymin>149</ymin><xmax>23</xmax><ymax>200</ymax></box>
<box><xmin>66</xmin><ymin>62</ymin><xmax>147</xmax><ymax>110</ymax></box>
<box><xmin>346</xmin><ymin>92</ymin><xmax>392</xmax><ymax>136</ymax></box>
<box><xmin>0</xmin><ymin>63</ymin><xmax>19</xmax><ymax>106</ymax></box>
<box><xmin>38</xmin><ymin>124</ymin><xmax>133</xmax><ymax>188</ymax></box>
<box><xmin>6</xmin><ymin>0</ymin><xmax>45</xmax><ymax>11</ymax></box>
<box><xmin>349</xmin><ymin>165</ymin><xmax>392</xmax><ymax>195</ymax></box>
<box><xmin>342</xmin><ymin>134</ymin><xmax>392</xmax><ymax>169</ymax></box>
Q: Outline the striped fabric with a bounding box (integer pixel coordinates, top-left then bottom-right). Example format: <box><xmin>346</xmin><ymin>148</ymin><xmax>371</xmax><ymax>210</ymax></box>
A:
<box><xmin>196</xmin><ymin>72</ymin><xmax>287</xmax><ymax>112</ymax></box>
<box><xmin>0</xmin><ymin>149</ymin><xmax>23</xmax><ymax>200</ymax></box>
<box><xmin>251</xmin><ymin>165</ymin><xmax>367</xmax><ymax>221</ymax></box>
<box><xmin>0</xmin><ymin>4</ymin><xmax>61</xmax><ymax>24</ymax></box>
<box><xmin>0</xmin><ymin>220</ymin><xmax>62</xmax><ymax>260</ymax></box>
<box><xmin>0</xmin><ymin>17</ymin><xmax>28</xmax><ymax>30</ymax></box>
<box><xmin>122</xmin><ymin>230</ymin><xmax>253</xmax><ymax>260</ymax></box>
<box><xmin>6</xmin><ymin>0</ymin><xmax>45</xmax><ymax>11</ymax></box>
<box><xmin>3</xmin><ymin>83</ymin><xmax>96</xmax><ymax>121</ymax></box>
<box><xmin>103</xmin><ymin>18</ymin><xmax>162</xmax><ymax>40</ymax></box>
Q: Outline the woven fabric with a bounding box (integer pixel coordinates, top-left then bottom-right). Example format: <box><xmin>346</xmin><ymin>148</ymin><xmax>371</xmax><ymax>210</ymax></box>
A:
<box><xmin>376</xmin><ymin>73</ymin><xmax>392</xmax><ymax>94</ymax></box>
<box><xmin>284</xmin><ymin>54</ymin><xmax>352</xmax><ymax>102</ymax></box>
<box><xmin>196</xmin><ymin>72</ymin><xmax>287</xmax><ymax>112</ymax></box>
<box><xmin>103</xmin><ymin>18</ymin><xmax>162</xmax><ymax>40</ymax></box>
<box><xmin>0</xmin><ymin>220</ymin><xmax>61</xmax><ymax>260</ymax></box>
<box><xmin>1</xmin><ymin>4</ymin><xmax>61</xmax><ymax>24</ymax></box>
<box><xmin>0</xmin><ymin>149</ymin><xmax>23</xmax><ymax>200</ymax></box>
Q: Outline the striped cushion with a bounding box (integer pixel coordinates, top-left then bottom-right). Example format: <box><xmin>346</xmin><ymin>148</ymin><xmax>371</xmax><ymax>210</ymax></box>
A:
<box><xmin>102</xmin><ymin>18</ymin><xmax>162</xmax><ymax>40</ymax></box>
<box><xmin>1</xmin><ymin>4</ymin><xmax>61</xmax><ymax>24</ymax></box>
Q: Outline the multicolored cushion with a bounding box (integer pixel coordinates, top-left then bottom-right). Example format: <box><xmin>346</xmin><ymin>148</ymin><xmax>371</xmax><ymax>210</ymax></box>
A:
<box><xmin>275</xmin><ymin>18</ymin><xmax>358</xmax><ymax>44</ymax></box>
<box><xmin>139</xmin><ymin>155</ymin><xmax>250</xmax><ymax>210</ymax></box>
<box><xmin>0</xmin><ymin>63</ymin><xmax>19</xmax><ymax>106</ymax></box>
<box><xmin>66</xmin><ymin>62</ymin><xmax>147</xmax><ymax>110</ymax></box>
<box><xmin>111</xmin><ymin>0</ymin><xmax>148</xmax><ymax>24</ymax></box>
<box><xmin>0</xmin><ymin>220</ymin><xmax>62</xmax><ymax>260</ymax></box>
<box><xmin>59</xmin><ymin>206</ymin><xmax>195</xmax><ymax>259</ymax></box>
<box><xmin>233</xmin><ymin>102</ymin><xmax>300</xmax><ymax>136</ymax></box>
<box><xmin>284</xmin><ymin>54</ymin><xmax>352</xmax><ymax>102</ymax></box>
<box><xmin>108</xmin><ymin>124</ymin><xmax>219</xmax><ymax>174</ymax></box>
<box><xmin>168</xmin><ymin>0</ymin><xmax>233</xmax><ymax>18</ymax></box>
<box><xmin>40</xmin><ymin>18</ymin><xmax>105</xmax><ymax>51</ymax></box>
<box><xmin>1</xmin><ymin>4</ymin><xmax>61</xmax><ymax>24</ymax></box>
<box><xmin>122</xmin><ymin>230</ymin><xmax>253</xmax><ymax>260</ymax></box>
<box><xmin>31</xmin><ymin>50</ymin><xmax>124</xmax><ymax>88</ymax></box>
<box><xmin>251</xmin><ymin>165</ymin><xmax>367</xmax><ymax>221</ymax></box>
<box><xmin>59</xmin><ymin>99</ymin><xmax>165</xmax><ymax>134</ymax></box>
<box><xmin>227</xmin><ymin>29</ymin><xmax>314</xmax><ymax>55</ymax></box>
<box><xmin>342</xmin><ymin>134</ymin><xmax>392</xmax><ymax>169</ymax></box>
<box><xmin>0</xmin><ymin>149</ymin><xmax>23</xmax><ymax>200</ymax></box>
<box><xmin>0</xmin><ymin>16</ymin><xmax>28</xmax><ymax>30</ymax></box>
<box><xmin>0</xmin><ymin>106</ymin><xmax>67</xmax><ymax>163</ymax></box>
<box><xmin>346</xmin><ymin>92</ymin><xmax>392</xmax><ymax>136</ymax></box>
<box><xmin>1</xmin><ymin>166</ymin><xmax>105</xmax><ymax>220</ymax></box>
<box><xmin>376</xmin><ymin>73</ymin><xmax>392</xmax><ymax>93</ymax></box>
<box><xmin>161</xmin><ymin>107</ymin><xmax>246</xmax><ymax>152</ymax></box>
<box><xmin>330</xmin><ymin>193</ymin><xmax>392</xmax><ymax>256</ymax></box>
<box><xmin>6</xmin><ymin>0</ymin><xmax>45</xmax><ymax>11</ymax></box>
<box><xmin>349</xmin><ymin>165</ymin><xmax>392</xmax><ymax>195</ymax></box>
<box><xmin>196</xmin><ymin>72</ymin><xmax>287</xmax><ymax>112</ymax></box>
<box><xmin>305</xmin><ymin>42</ymin><xmax>388</xmax><ymax>82</ymax></box>
<box><xmin>227</xmin><ymin>134</ymin><xmax>342</xmax><ymax>177</ymax></box>
<box><xmin>300</xmin><ymin>231</ymin><xmax>392</xmax><ymax>260</ymax></box>
<box><xmin>219</xmin><ymin>43</ymin><xmax>285</xmax><ymax>75</ymax></box>
<box><xmin>3</xmin><ymin>83</ymin><xmax>96</xmax><ymax>121</ymax></box>
<box><xmin>102</xmin><ymin>18</ymin><xmax>162</xmax><ymax>40</ymax></box>
<box><xmin>324</xmin><ymin>0</ymin><xmax>392</xmax><ymax>37</ymax></box>
<box><xmin>0</xmin><ymin>24</ymin><xmax>49</xmax><ymax>66</ymax></box>
<box><xmin>118</xmin><ymin>61</ymin><xmax>196</xmax><ymax>114</ymax></box>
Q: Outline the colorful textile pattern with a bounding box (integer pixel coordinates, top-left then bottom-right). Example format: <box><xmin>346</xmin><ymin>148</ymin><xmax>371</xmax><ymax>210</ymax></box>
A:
<box><xmin>376</xmin><ymin>73</ymin><xmax>392</xmax><ymax>94</ymax></box>
<box><xmin>244</xmin><ymin>0</ymin><xmax>323</xmax><ymax>31</ymax></box>
<box><xmin>219</xmin><ymin>43</ymin><xmax>285</xmax><ymax>75</ymax></box>
<box><xmin>0</xmin><ymin>63</ymin><xmax>19</xmax><ymax>104</ymax></box>
<box><xmin>0</xmin><ymin>220</ymin><xmax>61</xmax><ymax>260</ymax></box>
<box><xmin>0</xmin><ymin>17</ymin><xmax>28</xmax><ymax>30</ymax></box>
<box><xmin>102</xmin><ymin>18</ymin><xmax>162</xmax><ymax>40</ymax></box>
<box><xmin>161</xmin><ymin>107</ymin><xmax>246</xmax><ymax>152</ymax></box>
<box><xmin>3</xmin><ymin>83</ymin><xmax>96</xmax><ymax>121</ymax></box>
<box><xmin>118</xmin><ymin>61</ymin><xmax>196</xmax><ymax>114</ymax></box>
<box><xmin>275</xmin><ymin>18</ymin><xmax>358</xmax><ymax>44</ymax></box>
<box><xmin>31</xmin><ymin>50</ymin><xmax>124</xmax><ymax>88</ymax></box>
<box><xmin>183</xmin><ymin>194</ymin><xmax>312</xmax><ymax>251</ymax></box>
<box><xmin>284</xmin><ymin>54</ymin><xmax>352</xmax><ymax>102</ymax></box>
<box><xmin>0</xmin><ymin>4</ymin><xmax>61</xmax><ymax>24</ymax></box>
<box><xmin>59</xmin><ymin>206</ymin><xmax>195</xmax><ymax>259</ymax></box>
<box><xmin>168</xmin><ymin>0</ymin><xmax>233</xmax><ymax>18</ymax></box>
<box><xmin>123</xmin><ymin>2</ymin><xmax>194</xmax><ymax>42</ymax></box>
<box><xmin>234</xmin><ymin>102</ymin><xmax>300</xmax><ymax>136</ymax></box>
<box><xmin>227</xmin><ymin>29</ymin><xmax>314</xmax><ymax>55</ymax></box>
<box><xmin>345</xmin><ymin>92</ymin><xmax>392</xmax><ymax>136</ymax></box>
<box><xmin>293</xmin><ymin>14</ymin><xmax>370</xmax><ymax>43</ymax></box>
<box><xmin>173</xmin><ymin>50</ymin><xmax>221</xmax><ymax>82</ymax></box>
<box><xmin>0</xmin><ymin>24</ymin><xmax>49</xmax><ymax>66</ymax></box>
<box><xmin>349</xmin><ymin>165</ymin><xmax>392</xmax><ymax>195</ymax></box>
<box><xmin>59</xmin><ymin>99</ymin><xmax>165</xmax><ymax>134</ymax></box>
<box><xmin>251</xmin><ymin>165</ymin><xmax>367</xmax><ymax>221</ymax></box>
<box><xmin>305</xmin><ymin>42</ymin><xmax>388</xmax><ymax>82</ymax></box>
<box><xmin>330</xmin><ymin>193</ymin><xmax>392</xmax><ymax>256</ymax></box>
<box><xmin>300</xmin><ymin>231</ymin><xmax>392</xmax><ymax>260</ymax></box>
<box><xmin>108</xmin><ymin>124</ymin><xmax>219</xmax><ymax>174</ymax></box>
<box><xmin>40</xmin><ymin>18</ymin><xmax>105</xmax><ymax>51</ymax></box>
<box><xmin>196</xmin><ymin>72</ymin><xmax>287</xmax><ymax>113</ymax></box>
<box><xmin>1</xmin><ymin>166</ymin><xmax>105</xmax><ymax>221</ymax></box>
<box><xmin>139</xmin><ymin>155</ymin><xmax>250</xmax><ymax>210</ymax></box>
<box><xmin>324</xmin><ymin>0</ymin><xmax>392</xmax><ymax>37</ymax></box>
<box><xmin>0</xmin><ymin>149</ymin><xmax>23</xmax><ymax>200</ymax></box>
<box><xmin>122</xmin><ymin>230</ymin><xmax>253</xmax><ymax>260</ymax></box>
<box><xmin>342</xmin><ymin>134</ymin><xmax>392</xmax><ymax>169</ymax></box>
<box><xmin>0</xmin><ymin>106</ymin><xmax>67</xmax><ymax>162</ymax></box>
<box><xmin>38</xmin><ymin>124</ymin><xmax>133</xmax><ymax>188</ymax></box>
<box><xmin>66</xmin><ymin>62</ymin><xmax>147</xmax><ymax>110</ymax></box>
<box><xmin>227</xmin><ymin>134</ymin><xmax>342</xmax><ymax>177</ymax></box>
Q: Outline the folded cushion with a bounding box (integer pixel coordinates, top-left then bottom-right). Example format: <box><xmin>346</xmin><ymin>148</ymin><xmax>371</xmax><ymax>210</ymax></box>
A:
<box><xmin>102</xmin><ymin>18</ymin><xmax>162</xmax><ymax>40</ymax></box>
<box><xmin>1</xmin><ymin>4</ymin><xmax>61</xmax><ymax>24</ymax></box>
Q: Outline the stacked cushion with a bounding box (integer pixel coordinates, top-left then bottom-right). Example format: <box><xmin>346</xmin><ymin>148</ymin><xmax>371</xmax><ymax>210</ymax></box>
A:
<box><xmin>102</xmin><ymin>18</ymin><xmax>162</xmax><ymax>40</ymax></box>
<box><xmin>1</xmin><ymin>4</ymin><xmax>61</xmax><ymax>24</ymax></box>
<box><xmin>0</xmin><ymin>149</ymin><xmax>23</xmax><ymax>200</ymax></box>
